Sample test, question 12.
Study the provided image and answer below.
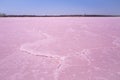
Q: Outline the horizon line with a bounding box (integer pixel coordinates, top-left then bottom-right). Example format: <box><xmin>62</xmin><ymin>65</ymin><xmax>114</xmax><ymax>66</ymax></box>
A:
<box><xmin>0</xmin><ymin>14</ymin><xmax>120</xmax><ymax>17</ymax></box>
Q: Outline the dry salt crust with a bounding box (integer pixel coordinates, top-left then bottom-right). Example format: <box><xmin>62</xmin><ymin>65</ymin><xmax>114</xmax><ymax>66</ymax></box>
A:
<box><xmin>0</xmin><ymin>17</ymin><xmax>120</xmax><ymax>80</ymax></box>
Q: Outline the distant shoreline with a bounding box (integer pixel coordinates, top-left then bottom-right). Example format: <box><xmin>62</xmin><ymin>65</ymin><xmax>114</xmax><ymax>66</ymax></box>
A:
<box><xmin>0</xmin><ymin>15</ymin><xmax>120</xmax><ymax>17</ymax></box>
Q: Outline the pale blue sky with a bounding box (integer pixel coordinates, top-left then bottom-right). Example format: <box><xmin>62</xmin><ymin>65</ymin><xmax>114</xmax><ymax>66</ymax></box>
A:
<box><xmin>0</xmin><ymin>0</ymin><xmax>120</xmax><ymax>15</ymax></box>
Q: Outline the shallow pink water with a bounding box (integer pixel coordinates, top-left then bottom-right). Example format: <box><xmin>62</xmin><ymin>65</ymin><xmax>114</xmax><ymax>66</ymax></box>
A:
<box><xmin>0</xmin><ymin>17</ymin><xmax>120</xmax><ymax>80</ymax></box>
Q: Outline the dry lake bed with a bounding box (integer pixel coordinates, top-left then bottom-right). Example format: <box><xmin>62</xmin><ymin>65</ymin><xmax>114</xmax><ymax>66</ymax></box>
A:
<box><xmin>0</xmin><ymin>17</ymin><xmax>120</xmax><ymax>80</ymax></box>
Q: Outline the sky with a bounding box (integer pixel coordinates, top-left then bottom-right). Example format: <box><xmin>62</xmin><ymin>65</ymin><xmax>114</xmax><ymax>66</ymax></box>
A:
<box><xmin>0</xmin><ymin>0</ymin><xmax>120</xmax><ymax>15</ymax></box>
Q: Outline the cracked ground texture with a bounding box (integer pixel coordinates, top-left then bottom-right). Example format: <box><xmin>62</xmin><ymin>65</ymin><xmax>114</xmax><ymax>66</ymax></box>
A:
<box><xmin>0</xmin><ymin>17</ymin><xmax>120</xmax><ymax>80</ymax></box>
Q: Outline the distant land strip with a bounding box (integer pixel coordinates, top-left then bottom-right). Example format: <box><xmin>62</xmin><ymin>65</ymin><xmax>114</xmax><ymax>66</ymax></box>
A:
<box><xmin>0</xmin><ymin>15</ymin><xmax>120</xmax><ymax>17</ymax></box>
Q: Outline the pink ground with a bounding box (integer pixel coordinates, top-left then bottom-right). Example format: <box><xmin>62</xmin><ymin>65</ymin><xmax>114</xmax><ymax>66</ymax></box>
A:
<box><xmin>0</xmin><ymin>17</ymin><xmax>120</xmax><ymax>80</ymax></box>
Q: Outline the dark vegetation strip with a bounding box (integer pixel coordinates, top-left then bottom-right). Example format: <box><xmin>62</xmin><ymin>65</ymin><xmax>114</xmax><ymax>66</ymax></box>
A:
<box><xmin>0</xmin><ymin>15</ymin><xmax>120</xmax><ymax>17</ymax></box>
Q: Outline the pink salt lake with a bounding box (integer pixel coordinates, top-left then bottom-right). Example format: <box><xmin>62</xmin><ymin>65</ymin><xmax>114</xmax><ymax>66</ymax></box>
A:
<box><xmin>0</xmin><ymin>17</ymin><xmax>120</xmax><ymax>80</ymax></box>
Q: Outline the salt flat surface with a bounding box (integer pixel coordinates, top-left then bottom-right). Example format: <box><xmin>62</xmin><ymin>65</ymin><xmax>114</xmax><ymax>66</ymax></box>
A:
<box><xmin>0</xmin><ymin>17</ymin><xmax>120</xmax><ymax>80</ymax></box>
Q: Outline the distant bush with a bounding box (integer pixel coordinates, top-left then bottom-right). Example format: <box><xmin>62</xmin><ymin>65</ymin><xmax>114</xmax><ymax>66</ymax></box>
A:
<box><xmin>0</xmin><ymin>13</ymin><xmax>6</xmax><ymax>17</ymax></box>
